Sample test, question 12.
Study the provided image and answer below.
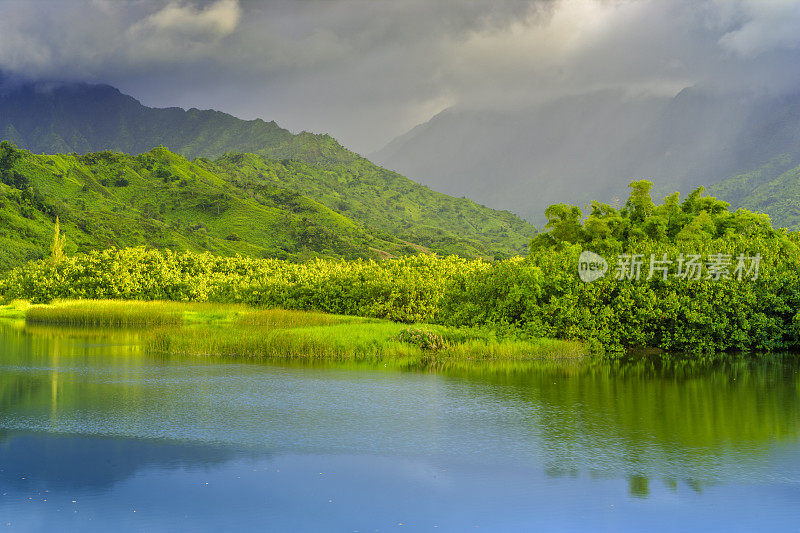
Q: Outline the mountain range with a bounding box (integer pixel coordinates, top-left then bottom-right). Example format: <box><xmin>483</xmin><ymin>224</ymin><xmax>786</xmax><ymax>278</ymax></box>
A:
<box><xmin>3</xmin><ymin>75</ymin><xmax>800</xmax><ymax>270</ymax></box>
<box><xmin>372</xmin><ymin>88</ymin><xmax>800</xmax><ymax>226</ymax></box>
<box><xmin>0</xmin><ymin>78</ymin><xmax>351</xmax><ymax>164</ymax></box>
<box><xmin>0</xmin><ymin>78</ymin><xmax>536</xmax><ymax>270</ymax></box>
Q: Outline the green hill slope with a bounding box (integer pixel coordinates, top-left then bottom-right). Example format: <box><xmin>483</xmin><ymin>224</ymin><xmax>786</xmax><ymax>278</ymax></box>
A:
<box><xmin>0</xmin><ymin>142</ymin><xmax>536</xmax><ymax>271</ymax></box>
<box><xmin>0</xmin><ymin>79</ymin><xmax>537</xmax><ymax>267</ymax></box>
<box><xmin>709</xmin><ymin>155</ymin><xmax>800</xmax><ymax>230</ymax></box>
<box><xmin>212</xmin><ymin>152</ymin><xmax>534</xmax><ymax>258</ymax></box>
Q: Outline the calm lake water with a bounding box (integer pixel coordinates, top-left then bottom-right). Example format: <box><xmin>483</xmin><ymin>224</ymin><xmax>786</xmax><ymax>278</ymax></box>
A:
<box><xmin>0</xmin><ymin>321</ymin><xmax>799</xmax><ymax>531</ymax></box>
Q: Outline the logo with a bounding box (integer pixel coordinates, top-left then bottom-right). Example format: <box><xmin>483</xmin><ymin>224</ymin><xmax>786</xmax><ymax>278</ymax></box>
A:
<box><xmin>576</xmin><ymin>251</ymin><xmax>761</xmax><ymax>282</ymax></box>
<box><xmin>578</xmin><ymin>250</ymin><xmax>608</xmax><ymax>283</ymax></box>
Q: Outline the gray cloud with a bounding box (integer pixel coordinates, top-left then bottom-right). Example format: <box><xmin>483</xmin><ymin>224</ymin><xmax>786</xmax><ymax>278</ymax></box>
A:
<box><xmin>716</xmin><ymin>0</ymin><xmax>800</xmax><ymax>57</ymax></box>
<box><xmin>0</xmin><ymin>0</ymin><xmax>798</xmax><ymax>153</ymax></box>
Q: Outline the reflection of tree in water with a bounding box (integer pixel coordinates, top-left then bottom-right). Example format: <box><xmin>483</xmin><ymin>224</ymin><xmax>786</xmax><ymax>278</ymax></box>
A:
<box><xmin>625</xmin><ymin>474</ymin><xmax>708</xmax><ymax>499</ymax></box>
<box><xmin>0</xmin><ymin>373</ymin><xmax>49</xmax><ymax>439</ymax></box>
<box><xmin>0</xmin><ymin>323</ymin><xmax>265</xmax><ymax>492</ymax></box>
<box><xmin>0</xmin><ymin>321</ymin><xmax>165</xmax><ymax>415</ymax></box>
<box><xmin>0</xmin><ymin>324</ymin><xmax>50</xmax><ymax>444</ymax></box>
<box><xmin>430</xmin><ymin>355</ymin><xmax>800</xmax><ymax>497</ymax></box>
<box><xmin>3</xmin><ymin>322</ymin><xmax>799</xmax><ymax>499</ymax></box>
<box><xmin>0</xmin><ymin>322</ymin><xmax>168</xmax><ymax>453</ymax></box>
<box><xmin>628</xmin><ymin>475</ymin><xmax>649</xmax><ymax>498</ymax></box>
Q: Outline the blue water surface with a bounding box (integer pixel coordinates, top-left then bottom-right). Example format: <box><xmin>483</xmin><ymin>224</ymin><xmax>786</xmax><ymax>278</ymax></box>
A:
<box><xmin>0</xmin><ymin>323</ymin><xmax>798</xmax><ymax>531</ymax></box>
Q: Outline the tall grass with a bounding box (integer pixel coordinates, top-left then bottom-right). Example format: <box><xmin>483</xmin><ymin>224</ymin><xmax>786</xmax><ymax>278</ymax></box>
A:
<box><xmin>146</xmin><ymin>321</ymin><xmax>586</xmax><ymax>362</ymax></box>
<box><xmin>22</xmin><ymin>299</ymin><xmax>356</xmax><ymax>328</ymax></box>
<box><xmin>436</xmin><ymin>337</ymin><xmax>586</xmax><ymax>360</ymax></box>
<box><xmin>0</xmin><ymin>300</ymin><xmax>29</xmax><ymax>320</ymax></box>
<box><xmin>25</xmin><ymin>300</ymin><xmax>186</xmax><ymax>327</ymax></box>
<box><xmin>18</xmin><ymin>299</ymin><xmax>587</xmax><ymax>362</ymax></box>
<box><xmin>147</xmin><ymin>322</ymin><xmax>420</xmax><ymax>360</ymax></box>
<box><xmin>234</xmin><ymin>308</ymin><xmax>359</xmax><ymax>328</ymax></box>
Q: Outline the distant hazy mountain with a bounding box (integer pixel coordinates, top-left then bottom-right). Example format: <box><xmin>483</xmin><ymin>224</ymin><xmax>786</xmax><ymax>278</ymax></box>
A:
<box><xmin>373</xmin><ymin>88</ymin><xmax>800</xmax><ymax>224</ymax></box>
<box><xmin>0</xmin><ymin>75</ymin><xmax>369</xmax><ymax>167</ymax></box>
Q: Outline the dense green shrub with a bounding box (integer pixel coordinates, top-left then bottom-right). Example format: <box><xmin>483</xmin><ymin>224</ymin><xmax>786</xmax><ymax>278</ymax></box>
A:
<box><xmin>3</xmin><ymin>182</ymin><xmax>799</xmax><ymax>356</ymax></box>
<box><xmin>2</xmin><ymin>236</ymin><xmax>798</xmax><ymax>355</ymax></box>
<box><xmin>0</xmin><ymin>248</ymin><xmax>480</xmax><ymax>323</ymax></box>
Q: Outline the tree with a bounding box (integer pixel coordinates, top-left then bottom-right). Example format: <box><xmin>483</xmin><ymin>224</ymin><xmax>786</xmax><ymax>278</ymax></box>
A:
<box><xmin>528</xmin><ymin>180</ymin><xmax>776</xmax><ymax>253</ymax></box>
<box><xmin>623</xmin><ymin>180</ymin><xmax>656</xmax><ymax>223</ymax></box>
<box><xmin>0</xmin><ymin>141</ymin><xmax>21</xmax><ymax>175</ymax></box>
<box><xmin>543</xmin><ymin>204</ymin><xmax>584</xmax><ymax>243</ymax></box>
<box><xmin>50</xmin><ymin>216</ymin><xmax>67</xmax><ymax>264</ymax></box>
<box><xmin>0</xmin><ymin>141</ymin><xmax>26</xmax><ymax>189</ymax></box>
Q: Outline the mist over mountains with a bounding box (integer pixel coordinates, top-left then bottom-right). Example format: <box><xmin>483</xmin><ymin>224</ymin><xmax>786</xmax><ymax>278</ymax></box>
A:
<box><xmin>4</xmin><ymin>70</ymin><xmax>800</xmax><ymax>233</ymax></box>
<box><xmin>373</xmin><ymin>88</ymin><xmax>800</xmax><ymax>224</ymax></box>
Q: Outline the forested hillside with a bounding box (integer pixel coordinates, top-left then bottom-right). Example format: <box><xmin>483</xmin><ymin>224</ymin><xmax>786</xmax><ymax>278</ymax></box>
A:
<box><xmin>0</xmin><ymin>142</ymin><xmax>535</xmax><ymax>271</ymax></box>
<box><xmin>710</xmin><ymin>156</ymin><xmax>800</xmax><ymax>230</ymax></box>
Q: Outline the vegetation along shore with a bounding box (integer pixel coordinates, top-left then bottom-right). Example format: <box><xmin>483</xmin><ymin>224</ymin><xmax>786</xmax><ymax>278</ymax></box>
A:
<box><xmin>2</xmin><ymin>180</ymin><xmax>799</xmax><ymax>357</ymax></box>
<box><xmin>1</xmin><ymin>299</ymin><xmax>584</xmax><ymax>363</ymax></box>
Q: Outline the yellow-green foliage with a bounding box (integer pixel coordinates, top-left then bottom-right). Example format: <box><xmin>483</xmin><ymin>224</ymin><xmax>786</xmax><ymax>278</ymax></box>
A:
<box><xmin>5</xmin><ymin>181</ymin><xmax>800</xmax><ymax>355</ymax></box>
<box><xmin>13</xmin><ymin>299</ymin><xmax>584</xmax><ymax>361</ymax></box>
<box><xmin>3</xmin><ymin>228</ymin><xmax>800</xmax><ymax>355</ymax></box>
<box><xmin>0</xmin><ymin>247</ymin><xmax>485</xmax><ymax>323</ymax></box>
<box><xmin>25</xmin><ymin>299</ymin><xmax>186</xmax><ymax>327</ymax></box>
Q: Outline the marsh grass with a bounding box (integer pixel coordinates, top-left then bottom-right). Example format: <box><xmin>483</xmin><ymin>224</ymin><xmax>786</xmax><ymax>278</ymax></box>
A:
<box><xmin>0</xmin><ymin>300</ymin><xmax>29</xmax><ymax>320</ymax></box>
<box><xmin>147</xmin><ymin>320</ymin><xmax>585</xmax><ymax>362</ymax></box>
<box><xmin>234</xmin><ymin>308</ymin><xmax>361</xmax><ymax>328</ymax></box>
<box><xmin>16</xmin><ymin>299</ymin><xmax>586</xmax><ymax>362</ymax></box>
<box><xmin>148</xmin><ymin>321</ymin><xmax>421</xmax><ymax>360</ymax></box>
<box><xmin>436</xmin><ymin>337</ymin><xmax>586</xmax><ymax>360</ymax></box>
<box><xmin>21</xmin><ymin>299</ymin><xmax>356</xmax><ymax>328</ymax></box>
<box><xmin>25</xmin><ymin>299</ymin><xmax>187</xmax><ymax>327</ymax></box>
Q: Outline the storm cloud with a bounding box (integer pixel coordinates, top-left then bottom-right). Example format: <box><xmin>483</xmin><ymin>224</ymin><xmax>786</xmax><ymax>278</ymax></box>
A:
<box><xmin>0</xmin><ymin>0</ymin><xmax>798</xmax><ymax>153</ymax></box>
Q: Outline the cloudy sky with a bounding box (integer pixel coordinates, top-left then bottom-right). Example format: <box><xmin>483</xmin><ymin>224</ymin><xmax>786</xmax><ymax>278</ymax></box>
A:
<box><xmin>0</xmin><ymin>0</ymin><xmax>798</xmax><ymax>154</ymax></box>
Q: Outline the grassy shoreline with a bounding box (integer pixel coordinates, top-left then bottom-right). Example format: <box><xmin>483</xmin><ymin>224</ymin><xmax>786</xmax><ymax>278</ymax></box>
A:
<box><xmin>0</xmin><ymin>299</ymin><xmax>587</xmax><ymax>362</ymax></box>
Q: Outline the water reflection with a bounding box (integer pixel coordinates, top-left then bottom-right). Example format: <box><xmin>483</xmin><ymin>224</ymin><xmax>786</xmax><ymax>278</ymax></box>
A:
<box><xmin>0</xmin><ymin>320</ymin><xmax>799</xmax><ymax>529</ymax></box>
<box><xmin>0</xmin><ymin>432</ymin><xmax>247</xmax><ymax>491</ymax></box>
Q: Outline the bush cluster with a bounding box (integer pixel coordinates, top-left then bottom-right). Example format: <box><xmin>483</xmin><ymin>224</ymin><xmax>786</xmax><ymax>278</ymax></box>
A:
<box><xmin>0</xmin><ymin>247</ymin><xmax>481</xmax><ymax>323</ymax></box>
<box><xmin>1</xmin><ymin>236</ymin><xmax>798</xmax><ymax>356</ymax></box>
<box><xmin>394</xmin><ymin>327</ymin><xmax>446</xmax><ymax>351</ymax></box>
<box><xmin>3</xmin><ymin>183</ymin><xmax>800</xmax><ymax>356</ymax></box>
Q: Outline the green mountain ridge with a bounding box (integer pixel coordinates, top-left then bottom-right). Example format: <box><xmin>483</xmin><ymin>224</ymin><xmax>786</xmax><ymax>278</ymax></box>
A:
<box><xmin>709</xmin><ymin>155</ymin><xmax>800</xmax><ymax>230</ymax></box>
<box><xmin>6</xmin><ymin>78</ymin><xmax>800</xmax><ymax>240</ymax></box>
<box><xmin>0</xmin><ymin>80</ymin><xmax>368</xmax><ymax>165</ymax></box>
<box><xmin>0</xmin><ymin>142</ymin><xmax>536</xmax><ymax>271</ymax></box>
<box><xmin>0</xmin><ymin>79</ymin><xmax>538</xmax><ymax>269</ymax></box>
